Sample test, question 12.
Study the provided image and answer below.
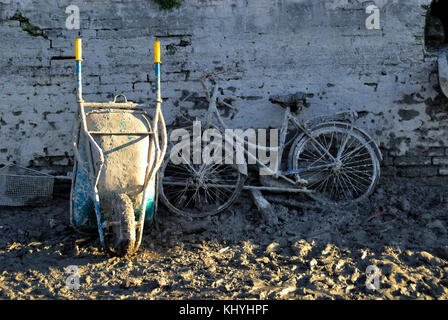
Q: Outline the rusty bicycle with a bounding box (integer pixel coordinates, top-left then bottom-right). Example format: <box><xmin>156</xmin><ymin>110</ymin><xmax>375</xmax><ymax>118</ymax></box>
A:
<box><xmin>159</xmin><ymin>77</ymin><xmax>382</xmax><ymax>217</ymax></box>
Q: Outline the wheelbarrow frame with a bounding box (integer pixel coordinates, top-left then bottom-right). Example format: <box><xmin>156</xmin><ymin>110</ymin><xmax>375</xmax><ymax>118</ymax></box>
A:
<box><xmin>70</xmin><ymin>39</ymin><xmax>167</xmax><ymax>254</ymax></box>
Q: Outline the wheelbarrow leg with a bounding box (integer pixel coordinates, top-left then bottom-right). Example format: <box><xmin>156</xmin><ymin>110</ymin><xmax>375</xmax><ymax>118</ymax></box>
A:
<box><xmin>93</xmin><ymin>189</ymin><xmax>106</xmax><ymax>247</ymax></box>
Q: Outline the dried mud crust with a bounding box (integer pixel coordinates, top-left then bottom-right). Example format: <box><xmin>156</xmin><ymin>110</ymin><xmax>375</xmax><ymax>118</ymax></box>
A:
<box><xmin>105</xmin><ymin>193</ymin><xmax>136</xmax><ymax>257</ymax></box>
<box><xmin>0</xmin><ymin>178</ymin><xmax>447</xmax><ymax>300</ymax></box>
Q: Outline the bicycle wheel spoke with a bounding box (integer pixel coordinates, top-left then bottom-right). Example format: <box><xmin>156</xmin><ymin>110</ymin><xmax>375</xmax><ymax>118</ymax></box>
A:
<box><xmin>342</xmin><ymin>167</ymin><xmax>374</xmax><ymax>185</ymax></box>
<box><xmin>339</xmin><ymin>171</ymin><xmax>365</xmax><ymax>194</ymax></box>
<box><xmin>343</xmin><ymin>162</ymin><xmax>373</xmax><ymax>169</ymax></box>
<box><xmin>174</xmin><ymin>189</ymin><xmax>189</xmax><ymax>208</ymax></box>
<box><xmin>337</xmin><ymin>173</ymin><xmax>356</xmax><ymax>200</ymax></box>
<box><xmin>205</xmin><ymin>186</ymin><xmax>228</xmax><ymax>204</ymax></box>
<box><xmin>336</xmin><ymin>126</ymin><xmax>356</xmax><ymax>159</ymax></box>
<box><xmin>297</xmin><ymin>149</ymin><xmax>330</xmax><ymax>170</ymax></box>
<box><xmin>343</xmin><ymin>166</ymin><xmax>372</xmax><ymax>176</ymax></box>
<box><xmin>342</xmin><ymin>155</ymin><xmax>372</xmax><ymax>166</ymax></box>
<box><xmin>201</xmin><ymin>151</ymin><xmax>235</xmax><ymax>175</ymax></box>
<box><xmin>345</xmin><ymin>171</ymin><xmax>369</xmax><ymax>192</ymax></box>
<box><xmin>292</xmin><ymin>125</ymin><xmax>378</xmax><ymax>205</ymax></box>
<box><xmin>165</xmin><ymin>185</ymin><xmax>190</xmax><ymax>208</ymax></box>
<box><xmin>161</xmin><ymin>127</ymin><xmax>244</xmax><ymax>217</ymax></box>
<box><xmin>342</xmin><ymin>150</ymin><xmax>371</xmax><ymax>165</ymax></box>
<box><xmin>308</xmin><ymin>138</ymin><xmax>332</xmax><ymax>160</ymax></box>
<box><xmin>340</xmin><ymin>143</ymin><xmax>367</xmax><ymax>162</ymax></box>
<box><xmin>311</xmin><ymin>172</ymin><xmax>332</xmax><ymax>192</ymax></box>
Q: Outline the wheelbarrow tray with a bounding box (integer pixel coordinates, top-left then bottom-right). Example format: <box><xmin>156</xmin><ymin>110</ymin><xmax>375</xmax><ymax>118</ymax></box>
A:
<box><xmin>70</xmin><ymin>108</ymin><xmax>157</xmax><ymax>233</ymax></box>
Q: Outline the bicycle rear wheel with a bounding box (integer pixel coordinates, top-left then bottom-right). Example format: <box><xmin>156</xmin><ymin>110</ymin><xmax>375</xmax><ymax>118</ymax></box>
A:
<box><xmin>289</xmin><ymin>124</ymin><xmax>380</xmax><ymax>206</ymax></box>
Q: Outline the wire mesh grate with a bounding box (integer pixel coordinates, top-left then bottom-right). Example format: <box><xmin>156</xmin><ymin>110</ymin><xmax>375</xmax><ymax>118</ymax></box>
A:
<box><xmin>0</xmin><ymin>165</ymin><xmax>54</xmax><ymax>206</ymax></box>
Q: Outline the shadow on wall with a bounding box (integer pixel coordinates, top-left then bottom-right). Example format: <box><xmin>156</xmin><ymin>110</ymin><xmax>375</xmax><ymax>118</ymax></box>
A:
<box><xmin>425</xmin><ymin>0</ymin><xmax>448</xmax><ymax>50</ymax></box>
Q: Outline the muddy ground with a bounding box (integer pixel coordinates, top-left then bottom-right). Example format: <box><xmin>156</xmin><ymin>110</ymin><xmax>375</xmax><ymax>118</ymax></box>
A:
<box><xmin>0</xmin><ymin>177</ymin><xmax>448</xmax><ymax>300</ymax></box>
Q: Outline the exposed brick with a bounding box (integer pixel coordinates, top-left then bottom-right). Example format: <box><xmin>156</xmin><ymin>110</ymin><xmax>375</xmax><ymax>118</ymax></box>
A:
<box><xmin>397</xmin><ymin>166</ymin><xmax>439</xmax><ymax>178</ymax></box>
<box><xmin>417</xmin><ymin>176</ymin><xmax>448</xmax><ymax>186</ymax></box>
<box><xmin>432</xmin><ymin>157</ymin><xmax>448</xmax><ymax>166</ymax></box>
<box><xmin>426</xmin><ymin>147</ymin><xmax>445</xmax><ymax>157</ymax></box>
<box><xmin>380</xmin><ymin>151</ymin><xmax>394</xmax><ymax>166</ymax></box>
<box><xmin>394</xmin><ymin>156</ymin><xmax>431</xmax><ymax>167</ymax></box>
<box><xmin>381</xmin><ymin>166</ymin><xmax>397</xmax><ymax>176</ymax></box>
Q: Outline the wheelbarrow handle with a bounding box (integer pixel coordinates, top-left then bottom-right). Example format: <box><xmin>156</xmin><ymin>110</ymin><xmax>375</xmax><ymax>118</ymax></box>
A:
<box><xmin>75</xmin><ymin>38</ymin><xmax>83</xmax><ymax>61</ymax></box>
<box><xmin>113</xmin><ymin>94</ymin><xmax>128</xmax><ymax>103</ymax></box>
<box><xmin>154</xmin><ymin>41</ymin><xmax>161</xmax><ymax>64</ymax></box>
<box><xmin>154</xmin><ymin>41</ymin><xmax>162</xmax><ymax>97</ymax></box>
<box><xmin>75</xmin><ymin>38</ymin><xmax>83</xmax><ymax>102</ymax></box>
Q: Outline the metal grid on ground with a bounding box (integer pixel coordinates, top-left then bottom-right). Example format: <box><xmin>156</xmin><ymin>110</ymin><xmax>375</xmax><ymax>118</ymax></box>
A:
<box><xmin>0</xmin><ymin>165</ymin><xmax>54</xmax><ymax>206</ymax></box>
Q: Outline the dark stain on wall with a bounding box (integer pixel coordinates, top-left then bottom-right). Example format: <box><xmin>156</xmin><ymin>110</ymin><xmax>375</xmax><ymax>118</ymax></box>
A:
<box><xmin>395</xmin><ymin>93</ymin><xmax>424</xmax><ymax>105</ymax></box>
<box><xmin>425</xmin><ymin>92</ymin><xmax>448</xmax><ymax>121</ymax></box>
<box><xmin>398</xmin><ymin>109</ymin><xmax>420</xmax><ymax>121</ymax></box>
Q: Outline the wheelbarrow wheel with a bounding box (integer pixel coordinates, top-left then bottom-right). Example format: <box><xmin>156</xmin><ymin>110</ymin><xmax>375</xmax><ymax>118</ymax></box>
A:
<box><xmin>106</xmin><ymin>193</ymin><xmax>136</xmax><ymax>257</ymax></box>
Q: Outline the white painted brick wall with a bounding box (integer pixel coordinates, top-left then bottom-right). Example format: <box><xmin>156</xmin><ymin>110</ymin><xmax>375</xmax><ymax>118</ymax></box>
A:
<box><xmin>0</xmin><ymin>0</ymin><xmax>446</xmax><ymax>180</ymax></box>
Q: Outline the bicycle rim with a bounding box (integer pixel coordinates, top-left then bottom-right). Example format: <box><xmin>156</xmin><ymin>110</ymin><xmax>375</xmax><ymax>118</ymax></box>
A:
<box><xmin>291</xmin><ymin>125</ymin><xmax>380</xmax><ymax>206</ymax></box>
<box><xmin>159</xmin><ymin>130</ymin><xmax>244</xmax><ymax>218</ymax></box>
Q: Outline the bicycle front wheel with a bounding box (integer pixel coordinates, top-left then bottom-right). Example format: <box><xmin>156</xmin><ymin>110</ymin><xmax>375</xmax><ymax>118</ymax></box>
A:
<box><xmin>289</xmin><ymin>124</ymin><xmax>380</xmax><ymax>206</ymax></box>
<box><xmin>159</xmin><ymin>131</ymin><xmax>245</xmax><ymax>218</ymax></box>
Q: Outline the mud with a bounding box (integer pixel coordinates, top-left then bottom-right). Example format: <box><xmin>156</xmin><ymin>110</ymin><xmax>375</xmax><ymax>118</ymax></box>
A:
<box><xmin>0</xmin><ymin>177</ymin><xmax>447</xmax><ymax>300</ymax></box>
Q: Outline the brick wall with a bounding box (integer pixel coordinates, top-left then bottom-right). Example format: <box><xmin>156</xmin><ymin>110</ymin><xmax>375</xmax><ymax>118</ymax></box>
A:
<box><xmin>1</xmin><ymin>0</ymin><xmax>447</xmax><ymax>183</ymax></box>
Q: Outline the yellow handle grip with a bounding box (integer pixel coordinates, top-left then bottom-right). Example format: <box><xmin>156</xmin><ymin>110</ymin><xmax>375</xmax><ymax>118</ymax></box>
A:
<box><xmin>75</xmin><ymin>38</ymin><xmax>83</xmax><ymax>61</ymax></box>
<box><xmin>154</xmin><ymin>41</ymin><xmax>161</xmax><ymax>64</ymax></box>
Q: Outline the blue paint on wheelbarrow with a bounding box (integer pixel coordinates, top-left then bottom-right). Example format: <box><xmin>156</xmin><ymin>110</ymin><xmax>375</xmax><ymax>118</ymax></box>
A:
<box><xmin>71</xmin><ymin>139</ymin><xmax>95</xmax><ymax>231</ymax></box>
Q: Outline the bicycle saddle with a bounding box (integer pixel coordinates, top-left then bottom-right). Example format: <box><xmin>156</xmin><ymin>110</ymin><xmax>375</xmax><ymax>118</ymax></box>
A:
<box><xmin>269</xmin><ymin>92</ymin><xmax>306</xmax><ymax>113</ymax></box>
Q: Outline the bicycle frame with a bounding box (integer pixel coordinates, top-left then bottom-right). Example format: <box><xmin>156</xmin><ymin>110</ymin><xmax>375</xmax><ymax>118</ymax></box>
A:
<box><xmin>202</xmin><ymin>83</ymin><xmax>345</xmax><ymax>188</ymax></box>
<box><xmin>160</xmin><ymin>78</ymin><xmax>382</xmax><ymax>216</ymax></box>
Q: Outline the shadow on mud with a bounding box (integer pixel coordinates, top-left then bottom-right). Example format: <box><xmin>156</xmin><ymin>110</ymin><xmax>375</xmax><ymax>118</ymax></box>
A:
<box><xmin>0</xmin><ymin>177</ymin><xmax>447</xmax><ymax>299</ymax></box>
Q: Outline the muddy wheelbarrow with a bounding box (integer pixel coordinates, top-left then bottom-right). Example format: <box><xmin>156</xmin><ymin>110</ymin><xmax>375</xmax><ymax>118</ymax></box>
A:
<box><xmin>70</xmin><ymin>39</ymin><xmax>167</xmax><ymax>256</ymax></box>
